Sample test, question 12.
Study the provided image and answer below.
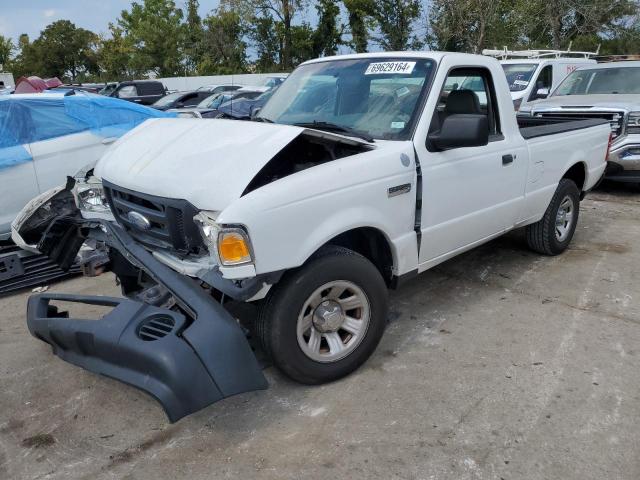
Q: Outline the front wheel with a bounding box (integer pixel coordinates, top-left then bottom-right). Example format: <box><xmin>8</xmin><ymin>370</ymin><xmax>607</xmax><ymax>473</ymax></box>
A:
<box><xmin>256</xmin><ymin>246</ymin><xmax>388</xmax><ymax>384</ymax></box>
<box><xmin>526</xmin><ymin>178</ymin><xmax>580</xmax><ymax>255</ymax></box>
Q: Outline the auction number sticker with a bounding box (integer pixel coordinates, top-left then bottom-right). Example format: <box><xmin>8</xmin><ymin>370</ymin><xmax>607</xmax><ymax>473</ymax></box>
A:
<box><xmin>365</xmin><ymin>61</ymin><xmax>416</xmax><ymax>75</ymax></box>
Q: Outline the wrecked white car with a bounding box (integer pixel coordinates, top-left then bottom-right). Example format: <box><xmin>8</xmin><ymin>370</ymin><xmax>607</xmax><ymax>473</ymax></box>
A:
<box><xmin>13</xmin><ymin>52</ymin><xmax>610</xmax><ymax>422</ymax></box>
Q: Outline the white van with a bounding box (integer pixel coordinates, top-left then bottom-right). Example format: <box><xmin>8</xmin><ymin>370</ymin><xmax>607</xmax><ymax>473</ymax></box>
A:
<box><xmin>483</xmin><ymin>49</ymin><xmax>597</xmax><ymax>111</ymax></box>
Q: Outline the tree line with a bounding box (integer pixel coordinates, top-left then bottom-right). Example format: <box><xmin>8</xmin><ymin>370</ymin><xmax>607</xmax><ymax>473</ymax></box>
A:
<box><xmin>1</xmin><ymin>0</ymin><xmax>639</xmax><ymax>83</ymax></box>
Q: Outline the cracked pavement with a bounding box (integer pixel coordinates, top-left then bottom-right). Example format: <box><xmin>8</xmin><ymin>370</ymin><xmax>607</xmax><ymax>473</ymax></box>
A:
<box><xmin>1</xmin><ymin>184</ymin><xmax>639</xmax><ymax>480</ymax></box>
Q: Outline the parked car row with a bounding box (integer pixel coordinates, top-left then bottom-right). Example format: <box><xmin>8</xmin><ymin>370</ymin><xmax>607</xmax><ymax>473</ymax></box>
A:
<box><xmin>12</xmin><ymin>52</ymin><xmax>611</xmax><ymax>422</ymax></box>
<box><xmin>169</xmin><ymin>88</ymin><xmax>261</xmax><ymax>116</ymax></box>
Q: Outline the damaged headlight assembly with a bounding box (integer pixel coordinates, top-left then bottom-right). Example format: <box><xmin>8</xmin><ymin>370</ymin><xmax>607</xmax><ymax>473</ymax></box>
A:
<box><xmin>193</xmin><ymin>212</ymin><xmax>254</xmax><ymax>266</ymax></box>
<box><xmin>72</xmin><ymin>167</ymin><xmax>113</xmax><ymax>220</ymax></box>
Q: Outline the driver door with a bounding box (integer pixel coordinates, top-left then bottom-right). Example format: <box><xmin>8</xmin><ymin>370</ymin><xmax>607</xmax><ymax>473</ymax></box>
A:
<box><xmin>414</xmin><ymin>65</ymin><xmax>528</xmax><ymax>268</ymax></box>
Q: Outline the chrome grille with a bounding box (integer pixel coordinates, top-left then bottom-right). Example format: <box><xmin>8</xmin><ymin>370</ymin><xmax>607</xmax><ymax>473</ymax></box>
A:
<box><xmin>104</xmin><ymin>181</ymin><xmax>204</xmax><ymax>254</ymax></box>
<box><xmin>533</xmin><ymin>110</ymin><xmax>625</xmax><ymax>138</ymax></box>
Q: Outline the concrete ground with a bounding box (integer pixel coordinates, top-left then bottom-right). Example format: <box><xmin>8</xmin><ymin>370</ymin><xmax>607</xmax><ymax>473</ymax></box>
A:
<box><xmin>1</xmin><ymin>185</ymin><xmax>639</xmax><ymax>480</ymax></box>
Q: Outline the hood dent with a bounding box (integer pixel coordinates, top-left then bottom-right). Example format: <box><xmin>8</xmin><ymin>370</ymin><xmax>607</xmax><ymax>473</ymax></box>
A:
<box><xmin>95</xmin><ymin>119</ymin><xmax>374</xmax><ymax>211</ymax></box>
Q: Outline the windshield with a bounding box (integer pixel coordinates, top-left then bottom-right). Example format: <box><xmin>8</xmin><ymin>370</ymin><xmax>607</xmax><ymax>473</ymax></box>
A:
<box><xmin>197</xmin><ymin>93</ymin><xmax>231</xmax><ymax>109</ymax></box>
<box><xmin>501</xmin><ymin>64</ymin><xmax>538</xmax><ymax>92</ymax></box>
<box><xmin>152</xmin><ymin>91</ymin><xmax>183</xmax><ymax>107</ymax></box>
<box><xmin>553</xmin><ymin>67</ymin><xmax>640</xmax><ymax>95</ymax></box>
<box><xmin>258</xmin><ymin>57</ymin><xmax>436</xmax><ymax>140</ymax></box>
<box><xmin>99</xmin><ymin>84</ymin><xmax>117</xmax><ymax>96</ymax></box>
<box><xmin>264</xmin><ymin>77</ymin><xmax>285</xmax><ymax>88</ymax></box>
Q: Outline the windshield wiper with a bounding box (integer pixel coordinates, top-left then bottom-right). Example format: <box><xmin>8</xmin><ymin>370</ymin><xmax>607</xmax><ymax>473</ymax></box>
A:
<box><xmin>292</xmin><ymin>121</ymin><xmax>375</xmax><ymax>143</ymax></box>
<box><xmin>252</xmin><ymin>116</ymin><xmax>274</xmax><ymax>123</ymax></box>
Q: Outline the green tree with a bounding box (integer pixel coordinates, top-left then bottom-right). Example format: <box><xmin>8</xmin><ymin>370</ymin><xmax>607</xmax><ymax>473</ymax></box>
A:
<box><xmin>249</xmin><ymin>0</ymin><xmax>307</xmax><ymax>70</ymax></box>
<box><xmin>428</xmin><ymin>0</ymin><xmax>521</xmax><ymax>52</ymax></box>
<box><xmin>251</xmin><ymin>14</ymin><xmax>281</xmax><ymax>71</ymax></box>
<box><xmin>10</xmin><ymin>35</ymin><xmax>34</xmax><ymax>78</ymax></box>
<box><xmin>369</xmin><ymin>0</ymin><xmax>422</xmax><ymax>50</ymax></box>
<box><xmin>513</xmin><ymin>0</ymin><xmax>637</xmax><ymax>49</ymax></box>
<box><xmin>183</xmin><ymin>0</ymin><xmax>203</xmax><ymax>74</ymax></box>
<box><xmin>116</xmin><ymin>0</ymin><xmax>184</xmax><ymax>77</ymax></box>
<box><xmin>17</xmin><ymin>21</ymin><xmax>99</xmax><ymax>81</ymax></box>
<box><xmin>292</xmin><ymin>23</ymin><xmax>317</xmax><ymax>64</ymax></box>
<box><xmin>98</xmin><ymin>24</ymin><xmax>139</xmax><ymax>80</ymax></box>
<box><xmin>312</xmin><ymin>0</ymin><xmax>343</xmax><ymax>57</ymax></box>
<box><xmin>343</xmin><ymin>0</ymin><xmax>373</xmax><ymax>52</ymax></box>
<box><xmin>0</xmin><ymin>35</ymin><xmax>13</xmax><ymax>68</ymax></box>
<box><xmin>199</xmin><ymin>8</ymin><xmax>248</xmax><ymax>74</ymax></box>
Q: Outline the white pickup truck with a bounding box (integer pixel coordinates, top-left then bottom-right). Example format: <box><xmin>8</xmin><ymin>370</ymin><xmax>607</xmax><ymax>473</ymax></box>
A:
<box><xmin>13</xmin><ymin>52</ymin><xmax>610</xmax><ymax>422</ymax></box>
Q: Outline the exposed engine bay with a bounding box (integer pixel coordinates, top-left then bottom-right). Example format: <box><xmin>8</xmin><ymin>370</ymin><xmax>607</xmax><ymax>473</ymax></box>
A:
<box><xmin>243</xmin><ymin>130</ymin><xmax>373</xmax><ymax>195</ymax></box>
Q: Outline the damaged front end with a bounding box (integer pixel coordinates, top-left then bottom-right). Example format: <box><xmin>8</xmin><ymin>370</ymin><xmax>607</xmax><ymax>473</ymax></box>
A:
<box><xmin>14</xmin><ymin>181</ymin><xmax>267</xmax><ymax>422</ymax></box>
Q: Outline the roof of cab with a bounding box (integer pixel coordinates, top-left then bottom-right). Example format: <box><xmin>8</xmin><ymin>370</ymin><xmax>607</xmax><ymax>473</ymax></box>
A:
<box><xmin>301</xmin><ymin>51</ymin><xmax>455</xmax><ymax>66</ymax></box>
<box><xmin>574</xmin><ymin>60</ymin><xmax>640</xmax><ymax>70</ymax></box>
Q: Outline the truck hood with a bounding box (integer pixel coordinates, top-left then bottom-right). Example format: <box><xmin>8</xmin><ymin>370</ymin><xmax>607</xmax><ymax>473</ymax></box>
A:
<box><xmin>528</xmin><ymin>94</ymin><xmax>640</xmax><ymax>111</ymax></box>
<box><xmin>95</xmin><ymin>118</ymin><xmax>372</xmax><ymax>210</ymax></box>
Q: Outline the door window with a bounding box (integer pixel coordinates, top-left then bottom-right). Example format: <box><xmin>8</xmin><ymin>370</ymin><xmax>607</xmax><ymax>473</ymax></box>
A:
<box><xmin>429</xmin><ymin>67</ymin><xmax>501</xmax><ymax>142</ymax></box>
<box><xmin>529</xmin><ymin>65</ymin><xmax>552</xmax><ymax>100</ymax></box>
<box><xmin>117</xmin><ymin>85</ymin><xmax>138</xmax><ymax>98</ymax></box>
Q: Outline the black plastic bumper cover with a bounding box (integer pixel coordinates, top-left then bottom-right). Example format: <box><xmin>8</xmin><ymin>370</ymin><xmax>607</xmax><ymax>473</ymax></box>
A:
<box><xmin>27</xmin><ymin>223</ymin><xmax>267</xmax><ymax>422</ymax></box>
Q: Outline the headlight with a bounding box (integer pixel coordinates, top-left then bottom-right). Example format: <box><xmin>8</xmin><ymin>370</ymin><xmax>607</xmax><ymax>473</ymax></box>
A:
<box><xmin>72</xmin><ymin>174</ymin><xmax>111</xmax><ymax>217</ymax></box>
<box><xmin>193</xmin><ymin>212</ymin><xmax>254</xmax><ymax>266</ymax></box>
<box><xmin>627</xmin><ymin>112</ymin><xmax>640</xmax><ymax>134</ymax></box>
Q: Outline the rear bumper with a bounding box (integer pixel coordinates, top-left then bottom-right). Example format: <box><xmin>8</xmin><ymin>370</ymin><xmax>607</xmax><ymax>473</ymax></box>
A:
<box><xmin>27</xmin><ymin>221</ymin><xmax>267</xmax><ymax>422</ymax></box>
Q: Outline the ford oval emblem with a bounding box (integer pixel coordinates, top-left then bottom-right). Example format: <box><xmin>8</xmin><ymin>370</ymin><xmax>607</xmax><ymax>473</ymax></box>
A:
<box><xmin>127</xmin><ymin>211</ymin><xmax>151</xmax><ymax>230</ymax></box>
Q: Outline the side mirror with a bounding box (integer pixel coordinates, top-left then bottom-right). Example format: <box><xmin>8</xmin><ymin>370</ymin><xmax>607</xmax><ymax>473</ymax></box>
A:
<box><xmin>428</xmin><ymin>114</ymin><xmax>489</xmax><ymax>151</ymax></box>
<box><xmin>533</xmin><ymin>88</ymin><xmax>549</xmax><ymax>100</ymax></box>
<box><xmin>250</xmin><ymin>107</ymin><xmax>262</xmax><ymax>119</ymax></box>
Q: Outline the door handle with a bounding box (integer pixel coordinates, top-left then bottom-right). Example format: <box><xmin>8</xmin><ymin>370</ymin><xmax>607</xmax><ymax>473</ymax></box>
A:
<box><xmin>101</xmin><ymin>137</ymin><xmax>118</xmax><ymax>145</ymax></box>
<box><xmin>502</xmin><ymin>154</ymin><xmax>514</xmax><ymax>165</ymax></box>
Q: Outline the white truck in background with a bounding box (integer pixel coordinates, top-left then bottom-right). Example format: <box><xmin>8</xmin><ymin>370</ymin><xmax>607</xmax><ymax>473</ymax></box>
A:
<box><xmin>483</xmin><ymin>47</ymin><xmax>598</xmax><ymax>111</ymax></box>
<box><xmin>13</xmin><ymin>52</ymin><xmax>610</xmax><ymax>422</ymax></box>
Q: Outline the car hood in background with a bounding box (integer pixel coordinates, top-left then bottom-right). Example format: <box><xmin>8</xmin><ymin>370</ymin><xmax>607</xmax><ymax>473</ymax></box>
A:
<box><xmin>529</xmin><ymin>94</ymin><xmax>640</xmax><ymax>111</ymax></box>
<box><xmin>95</xmin><ymin>118</ymin><xmax>372</xmax><ymax>211</ymax></box>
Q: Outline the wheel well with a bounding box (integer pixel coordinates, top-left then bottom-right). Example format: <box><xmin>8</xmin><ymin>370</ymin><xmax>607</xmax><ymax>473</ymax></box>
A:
<box><xmin>562</xmin><ymin>163</ymin><xmax>586</xmax><ymax>191</ymax></box>
<box><xmin>323</xmin><ymin>228</ymin><xmax>394</xmax><ymax>285</ymax></box>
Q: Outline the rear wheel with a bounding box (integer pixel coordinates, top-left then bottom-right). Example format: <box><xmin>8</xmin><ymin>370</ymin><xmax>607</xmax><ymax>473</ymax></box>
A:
<box><xmin>256</xmin><ymin>246</ymin><xmax>388</xmax><ymax>384</ymax></box>
<box><xmin>526</xmin><ymin>178</ymin><xmax>580</xmax><ymax>255</ymax></box>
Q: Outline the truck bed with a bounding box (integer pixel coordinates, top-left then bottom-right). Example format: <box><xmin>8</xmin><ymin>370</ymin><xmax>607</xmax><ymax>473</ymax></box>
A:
<box><xmin>517</xmin><ymin>116</ymin><xmax>609</xmax><ymax>140</ymax></box>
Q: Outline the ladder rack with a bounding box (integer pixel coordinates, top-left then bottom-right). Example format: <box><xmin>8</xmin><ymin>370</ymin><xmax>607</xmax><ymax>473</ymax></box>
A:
<box><xmin>482</xmin><ymin>42</ymin><xmax>600</xmax><ymax>60</ymax></box>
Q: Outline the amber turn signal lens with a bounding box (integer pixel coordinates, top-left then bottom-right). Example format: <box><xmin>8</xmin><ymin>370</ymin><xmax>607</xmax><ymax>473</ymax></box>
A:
<box><xmin>218</xmin><ymin>232</ymin><xmax>251</xmax><ymax>265</ymax></box>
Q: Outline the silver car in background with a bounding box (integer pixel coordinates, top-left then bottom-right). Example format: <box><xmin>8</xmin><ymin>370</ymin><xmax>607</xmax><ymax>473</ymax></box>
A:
<box><xmin>519</xmin><ymin>61</ymin><xmax>640</xmax><ymax>184</ymax></box>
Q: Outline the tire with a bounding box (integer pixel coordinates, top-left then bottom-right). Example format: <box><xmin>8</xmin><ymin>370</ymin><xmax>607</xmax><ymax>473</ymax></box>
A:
<box><xmin>526</xmin><ymin>178</ymin><xmax>580</xmax><ymax>255</ymax></box>
<box><xmin>256</xmin><ymin>246</ymin><xmax>388</xmax><ymax>384</ymax></box>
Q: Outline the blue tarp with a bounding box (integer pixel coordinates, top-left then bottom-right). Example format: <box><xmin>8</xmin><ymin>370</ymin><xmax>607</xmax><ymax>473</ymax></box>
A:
<box><xmin>0</xmin><ymin>92</ymin><xmax>175</xmax><ymax>170</ymax></box>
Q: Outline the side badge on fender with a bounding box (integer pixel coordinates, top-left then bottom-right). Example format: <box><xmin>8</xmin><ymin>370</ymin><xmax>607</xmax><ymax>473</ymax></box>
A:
<box><xmin>388</xmin><ymin>183</ymin><xmax>412</xmax><ymax>198</ymax></box>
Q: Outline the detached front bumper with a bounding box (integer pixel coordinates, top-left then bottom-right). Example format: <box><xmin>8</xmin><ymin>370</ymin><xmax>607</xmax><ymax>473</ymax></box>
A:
<box><xmin>27</xmin><ymin>221</ymin><xmax>267</xmax><ymax>422</ymax></box>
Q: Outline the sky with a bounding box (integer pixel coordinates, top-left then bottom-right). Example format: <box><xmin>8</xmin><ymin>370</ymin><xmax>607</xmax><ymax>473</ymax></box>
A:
<box><xmin>0</xmin><ymin>1</ymin><xmax>224</xmax><ymax>42</ymax></box>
